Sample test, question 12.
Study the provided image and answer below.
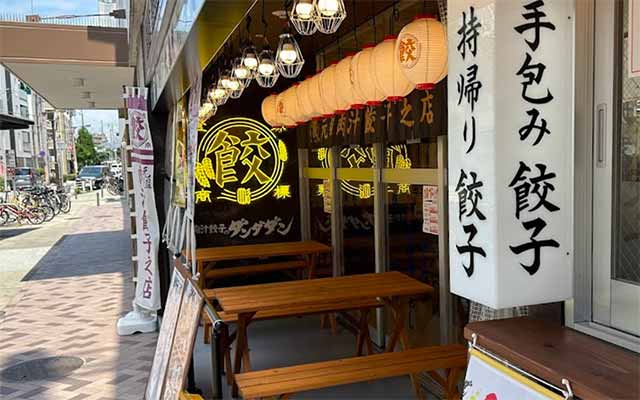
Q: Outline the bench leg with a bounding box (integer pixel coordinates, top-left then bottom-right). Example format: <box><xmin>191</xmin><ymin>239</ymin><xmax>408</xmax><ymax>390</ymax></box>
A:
<box><xmin>356</xmin><ymin>309</ymin><xmax>372</xmax><ymax>356</ymax></box>
<box><xmin>232</xmin><ymin>313</ymin><xmax>254</xmax><ymax>398</ymax></box>
<box><xmin>329</xmin><ymin>313</ymin><xmax>337</xmax><ymax>335</ymax></box>
<box><xmin>445</xmin><ymin>368</ymin><xmax>463</xmax><ymax>399</ymax></box>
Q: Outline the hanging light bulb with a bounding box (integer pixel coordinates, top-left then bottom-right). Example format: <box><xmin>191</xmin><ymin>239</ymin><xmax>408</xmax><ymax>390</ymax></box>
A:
<box><xmin>296</xmin><ymin>0</ymin><xmax>315</xmax><ymax>18</ymax></box>
<box><xmin>318</xmin><ymin>0</ymin><xmax>339</xmax><ymax>16</ymax></box>
<box><xmin>209</xmin><ymin>81</ymin><xmax>229</xmax><ymax>106</ymax></box>
<box><xmin>279</xmin><ymin>43</ymin><xmax>298</xmax><ymax>64</ymax></box>
<box><xmin>314</xmin><ymin>0</ymin><xmax>345</xmax><ymax>34</ymax></box>
<box><xmin>226</xmin><ymin>71</ymin><xmax>244</xmax><ymax>99</ymax></box>
<box><xmin>259</xmin><ymin>56</ymin><xmax>275</xmax><ymax>76</ymax></box>
<box><xmin>220</xmin><ymin>69</ymin><xmax>232</xmax><ymax>90</ymax></box>
<box><xmin>199</xmin><ymin>101</ymin><xmax>217</xmax><ymax>122</ymax></box>
<box><xmin>290</xmin><ymin>0</ymin><xmax>318</xmax><ymax>36</ymax></box>
<box><xmin>233</xmin><ymin>56</ymin><xmax>252</xmax><ymax>88</ymax></box>
<box><xmin>241</xmin><ymin>44</ymin><xmax>259</xmax><ymax>73</ymax></box>
<box><xmin>256</xmin><ymin>47</ymin><xmax>280</xmax><ymax>88</ymax></box>
<box><xmin>275</xmin><ymin>32</ymin><xmax>305</xmax><ymax>78</ymax></box>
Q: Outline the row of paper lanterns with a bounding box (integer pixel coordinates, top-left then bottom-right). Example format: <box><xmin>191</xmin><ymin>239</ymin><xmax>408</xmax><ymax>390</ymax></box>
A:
<box><xmin>262</xmin><ymin>15</ymin><xmax>447</xmax><ymax>128</ymax></box>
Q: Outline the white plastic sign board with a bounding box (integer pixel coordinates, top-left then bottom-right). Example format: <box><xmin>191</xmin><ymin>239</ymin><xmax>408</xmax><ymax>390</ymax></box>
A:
<box><xmin>463</xmin><ymin>349</ymin><xmax>563</xmax><ymax>400</ymax></box>
<box><xmin>447</xmin><ymin>0</ymin><xmax>573</xmax><ymax>308</ymax></box>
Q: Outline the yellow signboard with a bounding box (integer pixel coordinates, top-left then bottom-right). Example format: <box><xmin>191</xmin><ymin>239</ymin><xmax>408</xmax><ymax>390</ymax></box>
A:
<box><xmin>196</xmin><ymin>117</ymin><xmax>288</xmax><ymax>205</ymax></box>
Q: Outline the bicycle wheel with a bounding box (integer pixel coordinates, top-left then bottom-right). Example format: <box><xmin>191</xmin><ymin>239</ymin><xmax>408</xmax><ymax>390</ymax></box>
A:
<box><xmin>42</xmin><ymin>205</ymin><xmax>55</xmax><ymax>222</ymax></box>
<box><xmin>0</xmin><ymin>210</ymin><xmax>8</xmax><ymax>226</ymax></box>
<box><xmin>26</xmin><ymin>209</ymin><xmax>46</xmax><ymax>225</ymax></box>
<box><xmin>49</xmin><ymin>196</ymin><xmax>61</xmax><ymax>215</ymax></box>
<box><xmin>59</xmin><ymin>195</ymin><xmax>71</xmax><ymax>213</ymax></box>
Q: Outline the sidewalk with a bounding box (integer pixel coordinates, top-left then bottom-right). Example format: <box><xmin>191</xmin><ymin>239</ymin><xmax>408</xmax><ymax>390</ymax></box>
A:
<box><xmin>0</xmin><ymin>193</ymin><xmax>157</xmax><ymax>399</ymax></box>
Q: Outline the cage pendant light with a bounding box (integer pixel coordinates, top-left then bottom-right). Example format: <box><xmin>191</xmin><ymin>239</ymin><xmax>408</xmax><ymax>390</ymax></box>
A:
<box><xmin>334</xmin><ymin>54</ymin><xmax>355</xmax><ymax>112</ymax></box>
<box><xmin>233</xmin><ymin>56</ymin><xmax>252</xmax><ymax>88</ymax></box>
<box><xmin>256</xmin><ymin>47</ymin><xmax>280</xmax><ymax>88</ymax></box>
<box><xmin>290</xmin><ymin>0</ymin><xmax>318</xmax><ymax>35</ymax></box>
<box><xmin>209</xmin><ymin>81</ymin><xmax>229</xmax><ymax>106</ymax></box>
<box><xmin>261</xmin><ymin>94</ymin><xmax>278</xmax><ymax>126</ymax></box>
<box><xmin>396</xmin><ymin>15</ymin><xmax>448</xmax><ymax>90</ymax></box>
<box><xmin>241</xmin><ymin>44</ymin><xmax>259</xmax><ymax>78</ymax></box>
<box><xmin>275</xmin><ymin>32</ymin><xmax>305</xmax><ymax>78</ymax></box>
<box><xmin>315</xmin><ymin>0</ymin><xmax>346</xmax><ymax>34</ymax></box>
<box><xmin>372</xmin><ymin>35</ymin><xmax>415</xmax><ymax>102</ymax></box>
<box><xmin>226</xmin><ymin>69</ymin><xmax>245</xmax><ymax>99</ymax></box>
<box><xmin>353</xmin><ymin>45</ymin><xmax>385</xmax><ymax>106</ymax></box>
<box><xmin>199</xmin><ymin>101</ymin><xmax>217</xmax><ymax>122</ymax></box>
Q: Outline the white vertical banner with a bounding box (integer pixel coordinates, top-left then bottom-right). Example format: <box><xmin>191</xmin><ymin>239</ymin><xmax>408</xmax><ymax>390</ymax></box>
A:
<box><xmin>125</xmin><ymin>87</ymin><xmax>161</xmax><ymax>311</ymax></box>
<box><xmin>448</xmin><ymin>0</ymin><xmax>573</xmax><ymax>308</ymax></box>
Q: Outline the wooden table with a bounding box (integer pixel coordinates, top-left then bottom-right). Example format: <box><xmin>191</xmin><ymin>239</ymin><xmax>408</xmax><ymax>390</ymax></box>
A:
<box><xmin>209</xmin><ymin>271</ymin><xmax>434</xmax><ymax>396</ymax></box>
<box><xmin>192</xmin><ymin>240</ymin><xmax>331</xmax><ymax>286</ymax></box>
<box><xmin>465</xmin><ymin>317</ymin><xmax>640</xmax><ymax>400</ymax></box>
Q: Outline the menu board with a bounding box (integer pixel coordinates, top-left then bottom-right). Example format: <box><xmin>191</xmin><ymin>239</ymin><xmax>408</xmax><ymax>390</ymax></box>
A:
<box><xmin>422</xmin><ymin>185</ymin><xmax>439</xmax><ymax>235</ymax></box>
<box><xmin>463</xmin><ymin>349</ymin><xmax>563</xmax><ymax>400</ymax></box>
<box><xmin>144</xmin><ymin>267</ymin><xmax>186</xmax><ymax>400</ymax></box>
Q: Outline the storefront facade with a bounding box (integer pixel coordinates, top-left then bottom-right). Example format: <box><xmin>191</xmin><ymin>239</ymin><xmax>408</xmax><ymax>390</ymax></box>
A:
<box><xmin>128</xmin><ymin>0</ymin><xmax>638</xmax><ymax>357</ymax></box>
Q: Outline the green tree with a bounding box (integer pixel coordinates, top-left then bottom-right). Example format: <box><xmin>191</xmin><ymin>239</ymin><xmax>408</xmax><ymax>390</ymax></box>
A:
<box><xmin>75</xmin><ymin>127</ymin><xmax>98</xmax><ymax>168</ymax></box>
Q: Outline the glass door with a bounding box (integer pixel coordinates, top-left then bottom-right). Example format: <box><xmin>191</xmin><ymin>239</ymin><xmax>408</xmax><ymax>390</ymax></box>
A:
<box><xmin>593</xmin><ymin>0</ymin><xmax>640</xmax><ymax>337</ymax></box>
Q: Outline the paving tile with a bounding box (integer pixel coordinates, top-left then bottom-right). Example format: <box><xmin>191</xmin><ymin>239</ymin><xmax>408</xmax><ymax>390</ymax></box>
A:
<box><xmin>0</xmin><ymin>200</ymin><xmax>156</xmax><ymax>399</ymax></box>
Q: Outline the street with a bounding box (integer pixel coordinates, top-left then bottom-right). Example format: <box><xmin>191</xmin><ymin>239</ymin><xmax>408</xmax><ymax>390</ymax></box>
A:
<box><xmin>0</xmin><ymin>191</ymin><xmax>156</xmax><ymax>399</ymax></box>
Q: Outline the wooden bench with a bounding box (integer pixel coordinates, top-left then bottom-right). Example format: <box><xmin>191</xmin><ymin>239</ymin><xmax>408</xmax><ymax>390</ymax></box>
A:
<box><xmin>234</xmin><ymin>344</ymin><xmax>468</xmax><ymax>399</ymax></box>
<box><xmin>204</xmin><ymin>260</ymin><xmax>307</xmax><ymax>282</ymax></box>
<box><xmin>202</xmin><ymin>297</ymin><xmax>385</xmax><ymax>385</ymax></box>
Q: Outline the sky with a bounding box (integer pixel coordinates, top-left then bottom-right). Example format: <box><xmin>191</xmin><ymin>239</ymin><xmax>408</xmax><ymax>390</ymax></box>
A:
<box><xmin>0</xmin><ymin>0</ymin><xmax>98</xmax><ymax>16</ymax></box>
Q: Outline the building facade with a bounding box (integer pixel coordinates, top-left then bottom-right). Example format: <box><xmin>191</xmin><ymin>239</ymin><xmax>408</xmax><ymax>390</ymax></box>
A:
<box><xmin>0</xmin><ymin>65</ymin><xmax>48</xmax><ymax>173</ymax></box>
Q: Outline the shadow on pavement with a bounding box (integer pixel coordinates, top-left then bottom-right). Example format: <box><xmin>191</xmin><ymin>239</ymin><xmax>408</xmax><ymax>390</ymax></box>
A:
<box><xmin>0</xmin><ymin>227</ymin><xmax>39</xmax><ymax>241</ymax></box>
<box><xmin>22</xmin><ymin>230</ymin><xmax>131</xmax><ymax>281</ymax></box>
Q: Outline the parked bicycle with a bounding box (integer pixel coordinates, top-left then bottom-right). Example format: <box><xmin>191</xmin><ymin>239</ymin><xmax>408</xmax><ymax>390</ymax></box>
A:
<box><xmin>0</xmin><ymin>185</ymin><xmax>72</xmax><ymax>227</ymax></box>
<box><xmin>0</xmin><ymin>202</ymin><xmax>46</xmax><ymax>225</ymax></box>
<box><xmin>106</xmin><ymin>175</ymin><xmax>124</xmax><ymax>196</ymax></box>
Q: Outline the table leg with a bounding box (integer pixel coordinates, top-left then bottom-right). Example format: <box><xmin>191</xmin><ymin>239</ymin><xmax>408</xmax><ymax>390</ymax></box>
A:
<box><xmin>385</xmin><ymin>297</ymin><xmax>423</xmax><ymax>399</ymax></box>
<box><xmin>385</xmin><ymin>299</ymin><xmax>405</xmax><ymax>353</ymax></box>
<box><xmin>356</xmin><ymin>308</ymin><xmax>372</xmax><ymax>356</ymax></box>
<box><xmin>307</xmin><ymin>253</ymin><xmax>316</xmax><ymax>279</ymax></box>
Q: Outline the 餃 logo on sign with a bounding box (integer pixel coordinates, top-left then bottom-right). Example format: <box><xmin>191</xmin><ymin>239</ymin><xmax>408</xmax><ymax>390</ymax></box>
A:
<box><xmin>398</xmin><ymin>33</ymin><xmax>421</xmax><ymax>69</ymax></box>
<box><xmin>195</xmin><ymin>117</ymin><xmax>289</xmax><ymax>205</ymax></box>
<box><xmin>130</xmin><ymin>110</ymin><xmax>150</xmax><ymax>148</ymax></box>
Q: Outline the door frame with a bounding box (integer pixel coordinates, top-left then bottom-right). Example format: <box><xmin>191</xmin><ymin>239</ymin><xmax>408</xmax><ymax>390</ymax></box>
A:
<box><xmin>566</xmin><ymin>0</ymin><xmax>640</xmax><ymax>352</ymax></box>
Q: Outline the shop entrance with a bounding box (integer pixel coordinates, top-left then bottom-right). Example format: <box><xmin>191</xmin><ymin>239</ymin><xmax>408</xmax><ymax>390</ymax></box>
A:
<box><xmin>593</xmin><ymin>0</ymin><xmax>640</xmax><ymax>337</ymax></box>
